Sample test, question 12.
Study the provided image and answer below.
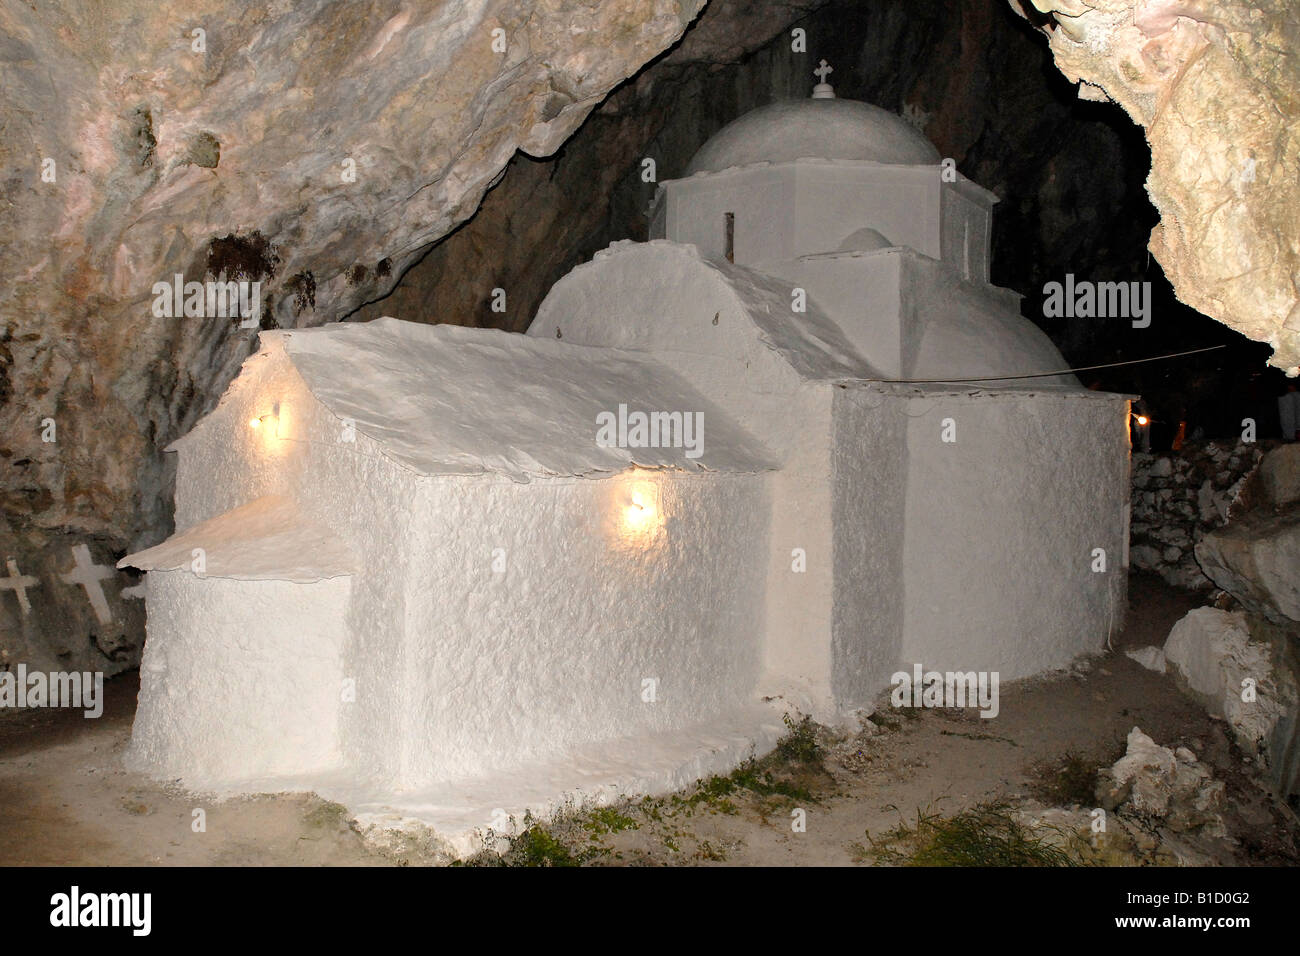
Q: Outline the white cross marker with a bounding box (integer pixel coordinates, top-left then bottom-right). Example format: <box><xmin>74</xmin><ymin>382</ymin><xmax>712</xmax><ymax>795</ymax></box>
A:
<box><xmin>59</xmin><ymin>543</ymin><xmax>114</xmax><ymax>626</ymax></box>
<box><xmin>0</xmin><ymin>558</ymin><xmax>40</xmax><ymax>615</ymax></box>
<box><xmin>814</xmin><ymin>59</ymin><xmax>833</xmax><ymax>84</ymax></box>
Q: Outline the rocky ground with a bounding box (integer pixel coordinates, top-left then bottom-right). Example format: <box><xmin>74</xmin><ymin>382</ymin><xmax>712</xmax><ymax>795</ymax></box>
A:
<box><xmin>1</xmin><ymin>572</ymin><xmax>1295</xmax><ymax>867</ymax></box>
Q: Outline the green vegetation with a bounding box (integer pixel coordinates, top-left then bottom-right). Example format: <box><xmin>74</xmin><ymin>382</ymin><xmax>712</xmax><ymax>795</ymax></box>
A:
<box><xmin>775</xmin><ymin>713</ymin><xmax>824</xmax><ymax>765</ymax></box>
<box><xmin>582</xmin><ymin>806</ymin><xmax>639</xmax><ymax>837</ymax></box>
<box><xmin>685</xmin><ymin>712</ymin><xmax>830</xmax><ymax>812</ymax></box>
<box><xmin>461</xmin><ymin>811</ymin><xmax>595</xmax><ymax>867</ymax></box>
<box><xmin>856</xmin><ymin>802</ymin><xmax>1077</xmax><ymax>867</ymax></box>
<box><xmin>509</xmin><ymin>824</ymin><xmax>581</xmax><ymax>867</ymax></box>
<box><xmin>459</xmin><ymin>712</ymin><xmax>831</xmax><ymax>865</ymax></box>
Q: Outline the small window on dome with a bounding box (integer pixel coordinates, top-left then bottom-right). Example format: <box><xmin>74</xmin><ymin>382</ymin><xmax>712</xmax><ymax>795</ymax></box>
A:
<box><xmin>724</xmin><ymin>212</ymin><xmax>735</xmax><ymax>263</ymax></box>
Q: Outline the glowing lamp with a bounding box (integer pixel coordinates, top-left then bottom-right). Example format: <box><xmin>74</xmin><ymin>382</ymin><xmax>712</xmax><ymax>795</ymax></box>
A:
<box><xmin>247</xmin><ymin>404</ymin><xmax>289</xmax><ymax>457</ymax></box>
<box><xmin>608</xmin><ymin>472</ymin><xmax>667</xmax><ymax>549</ymax></box>
<box><xmin>1135</xmin><ymin>415</ymin><xmax>1149</xmax><ymax>426</ymax></box>
<box><xmin>624</xmin><ymin>490</ymin><xmax>655</xmax><ymax>533</ymax></box>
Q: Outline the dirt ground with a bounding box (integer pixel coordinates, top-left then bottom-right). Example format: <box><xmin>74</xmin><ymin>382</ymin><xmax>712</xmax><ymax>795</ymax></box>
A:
<box><xmin>1</xmin><ymin>572</ymin><xmax>1296</xmax><ymax>866</ymax></box>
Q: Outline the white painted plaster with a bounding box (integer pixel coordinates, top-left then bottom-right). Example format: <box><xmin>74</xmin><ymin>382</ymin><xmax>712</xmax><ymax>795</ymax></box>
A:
<box><xmin>127</xmin><ymin>572</ymin><xmax>350</xmax><ymax>785</ymax></box>
<box><xmin>124</xmin><ymin>322</ymin><xmax>775</xmax><ymax>807</ymax></box>
<box><xmin>121</xmin><ymin>90</ymin><xmax>1134</xmax><ymax>850</ymax></box>
<box><xmin>772</xmin><ymin>247</ymin><xmax>1073</xmax><ymax>386</ymax></box>
<box><xmin>831</xmin><ymin>387</ymin><xmax>910</xmax><ymax>703</ymax></box>
<box><xmin>181</xmin><ymin>318</ymin><xmax>774</xmax><ymax>483</ymax></box>
<box><xmin>120</xmin><ymin>495</ymin><xmax>356</xmax><ymax>582</ymax></box>
<box><xmin>657</xmin><ymin>162</ymin><xmax>992</xmax><ymax>273</ymax></box>
<box><xmin>684</xmin><ymin>98</ymin><xmax>939</xmax><ymax>175</ymax></box>
<box><xmin>899</xmin><ymin>388</ymin><xmax>1131</xmax><ymax>677</ymax></box>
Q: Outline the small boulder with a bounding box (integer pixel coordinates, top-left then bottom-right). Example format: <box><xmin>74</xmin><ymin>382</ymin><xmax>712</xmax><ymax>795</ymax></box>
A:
<box><xmin>1194</xmin><ymin>510</ymin><xmax>1300</xmax><ymax>625</ymax></box>
<box><xmin>1258</xmin><ymin>443</ymin><xmax>1300</xmax><ymax>508</ymax></box>
<box><xmin>1164</xmin><ymin>607</ymin><xmax>1300</xmax><ymax>793</ymax></box>
<box><xmin>1096</xmin><ymin>727</ymin><xmax>1224</xmax><ymax>834</ymax></box>
<box><xmin>1125</xmin><ymin>645</ymin><xmax>1166</xmax><ymax>673</ymax></box>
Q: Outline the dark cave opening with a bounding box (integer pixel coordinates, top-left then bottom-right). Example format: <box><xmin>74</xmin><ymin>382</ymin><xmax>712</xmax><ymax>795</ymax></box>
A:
<box><xmin>359</xmin><ymin>0</ymin><xmax>1286</xmax><ymax>447</ymax></box>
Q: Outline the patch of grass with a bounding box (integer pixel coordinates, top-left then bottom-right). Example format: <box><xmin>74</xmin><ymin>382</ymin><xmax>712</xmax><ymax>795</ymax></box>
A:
<box><xmin>459</xmin><ymin>715</ymin><xmax>835</xmax><ymax>864</ymax></box>
<box><xmin>684</xmin><ymin>772</ymin><xmax>741</xmax><ymax>813</ymax></box>
<box><xmin>729</xmin><ymin>761</ymin><xmax>817</xmax><ymax>802</ymax></box>
<box><xmin>685</xmin><ymin>713</ymin><xmax>833</xmax><ymax>812</ymax></box>
<box><xmin>459</xmin><ymin>808</ymin><xmax>614</xmax><ymax>866</ymax></box>
<box><xmin>510</xmin><ymin>825</ymin><xmax>581</xmax><ymax>867</ymax></box>
<box><xmin>860</xmin><ymin>802</ymin><xmax>1077</xmax><ymax>867</ymax></box>
<box><xmin>582</xmin><ymin>806</ymin><xmax>639</xmax><ymax>837</ymax></box>
<box><xmin>686</xmin><ymin>718</ymin><xmax>828</xmax><ymax>812</ymax></box>
<box><xmin>774</xmin><ymin>713</ymin><xmax>824</xmax><ymax>766</ymax></box>
<box><xmin>638</xmin><ymin>796</ymin><xmax>665</xmax><ymax>822</ymax></box>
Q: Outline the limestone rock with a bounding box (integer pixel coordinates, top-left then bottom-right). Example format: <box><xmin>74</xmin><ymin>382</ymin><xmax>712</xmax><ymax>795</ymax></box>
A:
<box><xmin>1096</xmin><ymin>727</ymin><xmax>1225</xmax><ymax>834</ymax></box>
<box><xmin>1013</xmin><ymin>0</ymin><xmax>1300</xmax><ymax>373</ymax></box>
<box><xmin>1125</xmin><ymin>645</ymin><xmax>1166</xmax><ymax>673</ymax></box>
<box><xmin>1195</xmin><ymin>511</ymin><xmax>1300</xmax><ymax>625</ymax></box>
<box><xmin>1</xmin><ymin>0</ymin><xmax>706</xmax><ymax>457</ymax></box>
<box><xmin>0</xmin><ymin>0</ymin><xmax>707</xmax><ymax>675</ymax></box>
<box><xmin>1258</xmin><ymin>444</ymin><xmax>1300</xmax><ymax>508</ymax></box>
<box><xmin>1164</xmin><ymin>607</ymin><xmax>1300</xmax><ymax>791</ymax></box>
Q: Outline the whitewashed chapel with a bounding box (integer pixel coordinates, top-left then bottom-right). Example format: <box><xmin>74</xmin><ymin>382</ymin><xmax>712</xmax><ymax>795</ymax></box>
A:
<box><xmin>121</xmin><ymin>71</ymin><xmax>1131</xmax><ymax>851</ymax></box>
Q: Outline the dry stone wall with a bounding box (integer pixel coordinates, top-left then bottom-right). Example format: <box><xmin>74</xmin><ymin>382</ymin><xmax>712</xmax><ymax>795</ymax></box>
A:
<box><xmin>1130</xmin><ymin>440</ymin><xmax>1264</xmax><ymax>589</ymax></box>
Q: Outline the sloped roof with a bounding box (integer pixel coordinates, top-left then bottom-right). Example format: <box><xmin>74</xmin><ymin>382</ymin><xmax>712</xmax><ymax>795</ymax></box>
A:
<box><xmin>712</xmin><ymin>253</ymin><xmax>878</xmax><ymax>381</ymax></box>
<box><xmin>119</xmin><ymin>496</ymin><xmax>356</xmax><ymax>582</ymax></box>
<box><xmin>259</xmin><ymin>318</ymin><xmax>775</xmax><ymax>481</ymax></box>
<box><xmin>536</xmin><ymin>240</ymin><xmax>882</xmax><ymax>382</ymax></box>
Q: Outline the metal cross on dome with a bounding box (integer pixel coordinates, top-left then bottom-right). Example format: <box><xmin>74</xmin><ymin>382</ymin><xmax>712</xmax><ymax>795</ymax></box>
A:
<box><xmin>812</xmin><ymin>59</ymin><xmax>835</xmax><ymax>99</ymax></box>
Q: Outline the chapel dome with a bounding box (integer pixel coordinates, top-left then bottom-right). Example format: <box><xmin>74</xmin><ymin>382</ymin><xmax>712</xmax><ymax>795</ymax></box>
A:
<box><xmin>836</xmin><ymin>227</ymin><xmax>894</xmax><ymax>253</ymax></box>
<box><xmin>684</xmin><ymin>97</ymin><xmax>941</xmax><ymax>176</ymax></box>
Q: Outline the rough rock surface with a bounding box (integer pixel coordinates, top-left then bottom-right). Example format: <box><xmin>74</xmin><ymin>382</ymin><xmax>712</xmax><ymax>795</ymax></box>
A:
<box><xmin>1011</xmin><ymin>0</ymin><xmax>1300</xmax><ymax>373</ymax></box>
<box><xmin>1095</xmin><ymin>726</ymin><xmax>1225</xmax><ymax>835</ymax></box>
<box><xmin>1164</xmin><ymin>607</ymin><xmax>1299</xmax><ymax>785</ymax></box>
<box><xmin>360</xmin><ymin>0</ymin><xmax>1156</xmax><ymax>349</ymax></box>
<box><xmin>0</xmin><ymin>0</ymin><xmax>711</xmax><ymax>674</ymax></box>
<box><xmin>1125</xmin><ymin>644</ymin><xmax>1166</xmax><ymax>672</ymax></box>
<box><xmin>2</xmin><ymin>0</ymin><xmax>1290</xmax><ymax>679</ymax></box>
<box><xmin>1258</xmin><ymin>443</ymin><xmax>1300</xmax><ymax>508</ymax></box>
<box><xmin>1196</xmin><ymin>511</ymin><xmax>1300</xmax><ymax>625</ymax></box>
